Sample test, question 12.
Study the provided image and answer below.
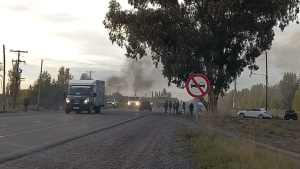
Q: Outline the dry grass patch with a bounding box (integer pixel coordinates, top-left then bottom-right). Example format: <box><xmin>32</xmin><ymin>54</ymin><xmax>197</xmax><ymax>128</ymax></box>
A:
<box><xmin>177</xmin><ymin>127</ymin><xmax>299</xmax><ymax>169</ymax></box>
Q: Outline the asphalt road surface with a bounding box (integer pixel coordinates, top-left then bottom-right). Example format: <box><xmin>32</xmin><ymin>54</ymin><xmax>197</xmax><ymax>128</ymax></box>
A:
<box><xmin>0</xmin><ymin>108</ymin><xmax>193</xmax><ymax>169</ymax></box>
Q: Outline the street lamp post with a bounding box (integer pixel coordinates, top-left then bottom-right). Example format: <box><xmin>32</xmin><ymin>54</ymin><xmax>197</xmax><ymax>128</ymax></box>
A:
<box><xmin>249</xmin><ymin>52</ymin><xmax>268</xmax><ymax>111</ymax></box>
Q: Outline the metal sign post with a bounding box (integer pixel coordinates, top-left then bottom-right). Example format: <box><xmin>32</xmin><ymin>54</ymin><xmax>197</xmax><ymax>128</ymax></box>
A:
<box><xmin>186</xmin><ymin>74</ymin><xmax>210</xmax><ymax>135</ymax></box>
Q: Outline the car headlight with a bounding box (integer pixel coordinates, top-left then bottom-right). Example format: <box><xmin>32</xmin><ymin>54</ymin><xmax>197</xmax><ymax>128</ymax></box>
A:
<box><xmin>136</xmin><ymin>102</ymin><xmax>140</xmax><ymax>106</ymax></box>
<box><xmin>66</xmin><ymin>98</ymin><xmax>70</xmax><ymax>103</ymax></box>
<box><xmin>84</xmin><ymin>98</ymin><xmax>89</xmax><ymax>104</ymax></box>
<box><xmin>128</xmin><ymin>102</ymin><xmax>130</xmax><ymax>105</ymax></box>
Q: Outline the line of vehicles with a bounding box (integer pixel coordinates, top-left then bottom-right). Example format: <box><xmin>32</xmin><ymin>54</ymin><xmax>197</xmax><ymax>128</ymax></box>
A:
<box><xmin>237</xmin><ymin>108</ymin><xmax>298</xmax><ymax>120</ymax></box>
<box><xmin>62</xmin><ymin>78</ymin><xmax>154</xmax><ymax>114</ymax></box>
<box><xmin>127</xmin><ymin>96</ymin><xmax>153</xmax><ymax>111</ymax></box>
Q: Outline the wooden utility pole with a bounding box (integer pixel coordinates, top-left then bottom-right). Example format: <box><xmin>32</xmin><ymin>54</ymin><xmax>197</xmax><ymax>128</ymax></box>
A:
<box><xmin>10</xmin><ymin>49</ymin><xmax>27</xmax><ymax>109</ymax></box>
<box><xmin>37</xmin><ymin>60</ymin><xmax>43</xmax><ymax>111</ymax></box>
<box><xmin>2</xmin><ymin>45</ymin><xmax>5</xmax><ymax>110</ymax></box>
<box><xmin>266</xmin><ymin>52</ymin><xmax>268</xmax><ymax>111</ymax></box>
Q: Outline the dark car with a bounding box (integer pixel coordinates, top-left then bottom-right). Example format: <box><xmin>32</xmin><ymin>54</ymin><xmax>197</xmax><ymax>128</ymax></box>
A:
<box><xmin>139</xmin><ymin>101</ymin><xmax>152</xmax><ymax>111</ymax></box>
<box><xmin>191</xmin><ymin>82</ymin><xmax>205</xmax><ymax>88</ymax></box>
<box><xmin>283</xmin><ymin>110</ymin><xmax>297</xmax><ymax>120</ymax></box>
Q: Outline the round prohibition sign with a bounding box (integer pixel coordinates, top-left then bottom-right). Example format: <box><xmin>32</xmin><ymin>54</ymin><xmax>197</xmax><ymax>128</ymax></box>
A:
<box><xmin>186</xmin><ymin>74</ymin><xmax>210</xmax><ymax>98</ymax></box>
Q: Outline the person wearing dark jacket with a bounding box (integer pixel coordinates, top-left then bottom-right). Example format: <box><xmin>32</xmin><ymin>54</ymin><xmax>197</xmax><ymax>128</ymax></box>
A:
<box><xmin>176</xmin><ymin>102</ymin><xmax>179</xmax><ymax>114</ymax></box>
<box><xmin>164</xmin><ymin>101</ymin><xmax>168</xmax><ymax>113</ymax></box>
<box><xmin>182</xmin><ymin>102</ymin><xmax>186</xmax><ymax>115</ymax></box>
<box><xmin>23</xmin><ymin>98</ymin><xmax>29</xmax><ymax>112</ymax></box>
<box><xmin>189</xmin><ymin>103</ymin><xmax>194</xmax><ymax>116</ymax></box>
<box><xmin>173</xmin><ymin>102</ymin><xmax>176</xmax><ymax>113</ymax></box>
<box><xmin>169</xmin><ymin>101</ymin><xmax>172</xmax><ymax>113</ymax></box>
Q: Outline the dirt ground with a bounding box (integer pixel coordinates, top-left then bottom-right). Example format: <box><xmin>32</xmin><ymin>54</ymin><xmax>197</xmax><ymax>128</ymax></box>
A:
<box><xmin>213</xmin><ymin>115</ymin><xmax>300</xmax><ymax>154</ymax></box>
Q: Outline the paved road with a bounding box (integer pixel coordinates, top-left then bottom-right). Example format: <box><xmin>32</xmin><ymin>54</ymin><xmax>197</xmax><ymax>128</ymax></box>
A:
<box><xmin>0</xmin><ymin>108</ymin><xmax>150</xmax><ymax>161</ymax></box>
<box><xmin>0</xmin><ymin>109</ymin><xmax>192</xmax><ymax>169</ymax></box>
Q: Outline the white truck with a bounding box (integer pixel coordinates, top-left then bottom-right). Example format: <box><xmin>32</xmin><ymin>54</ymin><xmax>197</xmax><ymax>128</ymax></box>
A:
<box><xmin>64</xmin><ymin>80</ymin><xmax>105</xmax><ymax>114</ymax></box>
<box><xmin>127</xmin><ymin>96</ymin><xmax>141</xmax><ymax>109</ymax></box>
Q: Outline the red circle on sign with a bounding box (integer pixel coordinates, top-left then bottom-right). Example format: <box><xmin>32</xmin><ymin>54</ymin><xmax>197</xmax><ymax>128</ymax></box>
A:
<box><xmin>186</xmin><ymin>74</ymin><xmax>210</xmax><ymax>98</ymax></box>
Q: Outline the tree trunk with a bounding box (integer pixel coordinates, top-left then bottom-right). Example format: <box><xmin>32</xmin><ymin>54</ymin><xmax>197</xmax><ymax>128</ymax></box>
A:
<box><xmin>208</xmin><ymin>91</ymin><xmax>218</xmax><ymax>114</ymax></box>
<box><xmin>199</xmin><ymin>88</ymin><xmax>218</xmax><ymax>114</ymax></box>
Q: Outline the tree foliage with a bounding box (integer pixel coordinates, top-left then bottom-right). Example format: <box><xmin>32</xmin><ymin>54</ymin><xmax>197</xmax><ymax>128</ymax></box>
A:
<box><xmin>278</xmin><ymin>72</ymin><xmax>300</xmax><ymax>109</ymax></box>
<box><xmin>292</xmin><ymin>89</ymin><xmax>300</xmax><ymax>111</ymax></box>
<box><xmin>219</xmin><ymin>72</ymin><xmax>299</xmax><ymax>110</ymax></box>
<box><xmin>26</xmin><ymin>67</ymin><xmax>73</xmax><ymax>109</ymax></box>
<box><xmin>6</xmin><ymin>64</ymin><xmax>19</xmax><ymax>97</ymax></box>
<box><xmin>103</xmin><ymin>0</ymin><xmax>299</xmax><ymax>113</ymax></box>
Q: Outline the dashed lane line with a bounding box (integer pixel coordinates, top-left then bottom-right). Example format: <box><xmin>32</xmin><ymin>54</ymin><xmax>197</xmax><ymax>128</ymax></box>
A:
<box><xmin>0</xmin><ymin>124</ymin><xmax>14</xmax><ymax>127</ymax></box>
<box><xmin>0</xmin><ymin>114</ymin><xmax>148</xmax><ymax>166</ymax></box>
<box><xmin>0</xmin><ymin>117</ymin><xmax>110</xmax><ymax>139</ymax></box>
<box><xmin>34</xmin><ymin>121</ymin><xmax>43</xmax><ymax>123</ymax></box>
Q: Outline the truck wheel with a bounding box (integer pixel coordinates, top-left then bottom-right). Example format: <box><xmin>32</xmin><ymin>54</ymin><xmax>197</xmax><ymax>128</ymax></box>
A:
<box><xmin>76</xmin><ymin>111</ymin><xmax>81</xmax><ymax>114</ymax></box>
<box><xmin>95</xmin><ymin>106</ymin><xmax>101</xmax><ymax>114</ymax></box>
<box><xmin>88</xmin><ymin>106</ymin><xmax>92</xmax><ymax>114</ymax></box>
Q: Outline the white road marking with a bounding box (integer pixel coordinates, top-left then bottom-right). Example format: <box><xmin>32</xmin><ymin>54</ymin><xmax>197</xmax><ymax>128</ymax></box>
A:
<box><xmin>34</xmin><ymin>121</ymin><xmax>43</xmax><ymax>123</ymax></box>
<box><xmin>58</xmin><ymin>117</ymin><xmax>74</xmax><ymax>120</ymax></box>
<box><xmin>0</xmin><ymin>124</ymin><xmax>14</xmax><ymax>127</ymax></box>
<box><xmin>0</xmin><ymin>116</ymin><xmax>110</xmax><ymax>139</ymax></box>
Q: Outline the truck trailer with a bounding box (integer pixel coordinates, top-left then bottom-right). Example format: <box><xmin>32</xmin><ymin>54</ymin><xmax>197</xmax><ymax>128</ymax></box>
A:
<box><xmin>64</xmin><ymin>80</ymin><xmax>105</xmax><ymax>114</ymax></box>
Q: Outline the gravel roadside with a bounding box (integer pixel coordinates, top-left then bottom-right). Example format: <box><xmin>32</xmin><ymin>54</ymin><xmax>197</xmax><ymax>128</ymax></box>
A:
<box><xmin>1</xmin><ymin>113</ymin><xmax>194</xmax><ymax>169</ymax></box>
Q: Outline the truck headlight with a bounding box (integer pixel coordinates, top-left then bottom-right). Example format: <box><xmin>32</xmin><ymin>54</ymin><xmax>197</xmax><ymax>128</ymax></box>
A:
<box><xmin>84</xmin><ymin>98</ymin><xmax>89</xmax><ymax>104</ymax></box>
<box><xmin>66</xmin><ymin>98</ymin><xmax>70</xmax><ymax>103</ymax></box>
<box><xmin>128</xmin><ymin>102</ymin><xmax>130</xmax><ymax>105</ymax></box>
<box><xmin>136</xmin><ymin>102</ymin><xmax>140</xmax><ymax>106</ymax></box>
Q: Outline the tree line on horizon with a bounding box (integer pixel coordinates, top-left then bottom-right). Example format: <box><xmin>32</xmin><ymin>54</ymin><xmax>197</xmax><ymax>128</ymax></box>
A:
<box><xmin>218</xmin><ymin>72</ymin><xmax>300</xmax><ymax>111</ymax></box>
<box><xmin>5</xmin><ymin>65</ymin><xmax>73</xmax><ymax>109</ymax></box>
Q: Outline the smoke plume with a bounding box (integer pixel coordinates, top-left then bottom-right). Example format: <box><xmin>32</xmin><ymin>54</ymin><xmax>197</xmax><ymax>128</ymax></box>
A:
<box><xmin>106</xmin><ymin>57</ymin><xmax>159</xmax><ymax>96</ymax></box>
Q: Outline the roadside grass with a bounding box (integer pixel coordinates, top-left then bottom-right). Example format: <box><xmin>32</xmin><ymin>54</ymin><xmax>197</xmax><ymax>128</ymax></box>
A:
<box><xmin>211</xmin><ymin>109</ymin><xmax>300</xmax><ymax>139</ymax></box>
<box><xmin>0</xmin><ymin>105</ymin><xmax>48</xmax><ymax>113</ymax></box>
<box><xmin>27</xmin><ymin>105</ymin><xmax>48</xmax><ymax>111</ymax></box>
<box><xmin>176</xmin><ymin>126</ymin><xmax>299</xmax><ymax>169</ymax></box>
<box><xmin>0</xmin><ymin>110</ymin><xmax>16</xmax><ymax>113</ymax></box>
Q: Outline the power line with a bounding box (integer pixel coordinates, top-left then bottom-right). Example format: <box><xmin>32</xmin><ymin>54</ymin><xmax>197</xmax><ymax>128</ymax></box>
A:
<box><xmin>270</xmin><ymin>38</ymin><xmax>300</xmax><ymax>52</ymax></box>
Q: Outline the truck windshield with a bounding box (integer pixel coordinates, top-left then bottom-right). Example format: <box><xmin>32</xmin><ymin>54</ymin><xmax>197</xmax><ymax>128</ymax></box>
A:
<box><xmin>129</xmin><ymin>97</ymin><xmax>139</xmax><ymax>101</ymax></box>
<box><xmin>68</xmin><ymin>87</ymin><xmax>91</xmax><ymax>95</ymax></box>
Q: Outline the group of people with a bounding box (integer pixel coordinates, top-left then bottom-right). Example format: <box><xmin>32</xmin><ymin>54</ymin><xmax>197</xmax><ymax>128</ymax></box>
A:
<box><xmin>164</xmin><ymin>100</ymin><xmax>194</xmax><ymax>115</ymax></box>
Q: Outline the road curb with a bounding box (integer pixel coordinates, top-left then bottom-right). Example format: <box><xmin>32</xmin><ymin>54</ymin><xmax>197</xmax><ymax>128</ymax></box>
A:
<box><xmin>0</xmin><ymin>114</ymin><xmax>148</xmax><ymax>166</ymax></box>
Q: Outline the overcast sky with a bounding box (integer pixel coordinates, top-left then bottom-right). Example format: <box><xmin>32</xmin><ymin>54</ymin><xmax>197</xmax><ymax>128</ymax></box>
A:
<box><xmin>0</xmin><ymin>0</ymin><xmax>300</xmax><ymax>101</ymax></box>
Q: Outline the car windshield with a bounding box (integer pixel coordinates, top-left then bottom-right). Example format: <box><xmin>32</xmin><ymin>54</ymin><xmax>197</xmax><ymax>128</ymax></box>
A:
<box><xmin>106</xmin><ymin>99</ymin><xmax>114</xmax><ymax>102</ymax></box>
<box><xmin>68</xmin><ymin>87</ymin><xmax>91</xmax><ymax>95</ymax></box>
<box><xmin>129</xmin><ymin>97</ymin><xmax>139</xmax><ymax>101</ymax></box>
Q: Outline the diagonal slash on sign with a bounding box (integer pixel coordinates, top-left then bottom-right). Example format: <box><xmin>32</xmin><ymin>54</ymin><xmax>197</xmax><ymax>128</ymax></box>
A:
<box><xmin>191</xmin><ymin>77</ymin><xmax>205</xmax><ymax>94</ymax></box>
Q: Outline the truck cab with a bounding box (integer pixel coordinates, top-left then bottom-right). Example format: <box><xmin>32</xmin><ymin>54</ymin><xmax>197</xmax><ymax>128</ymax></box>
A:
<box><xmin>127</xmin><ymin>96</ymin><xmax>141</xmax><ymax>109</ymax></box>
<box><xmin>64</xmin><ymin>80</ymin><xmax>105</xmax><ymax>114</ymax></box>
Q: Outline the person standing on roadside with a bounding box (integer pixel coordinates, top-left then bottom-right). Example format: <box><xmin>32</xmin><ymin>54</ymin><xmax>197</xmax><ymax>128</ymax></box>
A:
<box><xmin>173</xmin><ymin>102</ymin><xmax>176</xmax><ymax>113</ymax></box>
<box><xmin>169</xmin><ymin>100</ymin><xmax>172</xmax><ymax>114</ymax></box>
<box><xmin>176</xmin><ymin>101</ymin><xmax>179</xmax><ymax>114</ymax></box>
<box><xmin>23</xmin><ymin>98</ymin><xmax>29</xmax><ymax>112</ymax></box>
<box><xmin>189</xmin><ymin>103</ymin><xmax>194</xmax><ymax>116</ymax></box>
<box><xmin>164</xmin><ymin>100</ymin><xmax>168</xmax><ymax>113</ymax></box>
<box><xmin>182</xmin><ymin>102</ymin><xmax>186</xmax><ymax>115</ymax></box>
